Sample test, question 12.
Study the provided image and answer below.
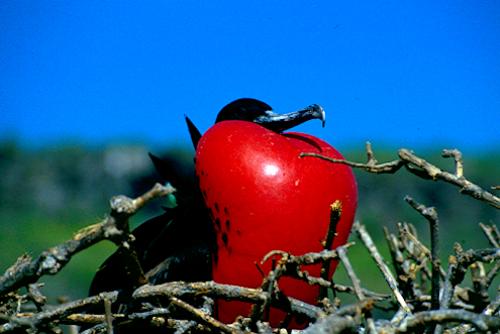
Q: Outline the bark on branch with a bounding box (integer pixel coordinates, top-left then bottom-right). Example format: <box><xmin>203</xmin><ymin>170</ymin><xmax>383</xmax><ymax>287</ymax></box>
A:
<box><xmin>301</xmin><ymin>143</ymin><xmax>500</xmax><ymax>208</ymax></box>
<box><xmin>0</xmin><ymin>183</ymin><xmax>175</xmax><ymax>296</ymax></box>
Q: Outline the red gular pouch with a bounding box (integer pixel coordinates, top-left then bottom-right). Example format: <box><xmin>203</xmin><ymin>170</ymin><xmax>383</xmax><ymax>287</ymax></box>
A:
<box><xmin>195</xmin><ymin>120</ymin><xmax>357</xmax><ymax>328</ymax></box>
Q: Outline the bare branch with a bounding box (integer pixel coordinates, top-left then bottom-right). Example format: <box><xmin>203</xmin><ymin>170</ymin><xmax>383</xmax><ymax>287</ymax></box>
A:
<box><xmin>0</xmin><ymin>292</ymin><xmax>119</xmax><ymax>333</ymax></box>
<box><xmin>169</xmin><ymin>297</ymin><xmax>240</xmax><ymax>334</ymax></box>
<box><xmin>301</xmin><ymin>144</ymin><xmax>500</xmax><ymax>208</ymax></box>
<box><xmin>398</xmin><ymin>149</ymin><xmax>500</xmax><ymax>208</ymax></box>
<box><xmin>0</xmin><ymin>183</ymin><xmax>174</xmax><ymax>296</ymax></box>
<box><xmin>337</xmin><ymin>246</ymin><xmax>377</xmax><ymax>334</ymax></box>
<box><xmin>440</xmin><ymin>246</ymin><xmax>499</xmax><ymax>311</ymax></box>
<box><xmin>133</xmin><ymin>281</ymin><xmax>323</xmax><ymax>321</ymax></box>
<box><xmin>404</xmin><ymin>196</ymin><xmax>440</xmax><ymax>311</ymax></box>
<box><xmin>319</xmin><ymin>200</ymin><xmax>342</xmax><ymax>300</ymax></box>
<box><xmin>396</xmin><ymin>309</ymin><xmax>500</xmax><ymax>333</ymax></box>
<box><xmin>354</xmin><ymin>222</ymin><xmax>412</xmax><ymax>314</ymax></box>
<box><xmin>337</xmin><ymin>247</ymin><xmax>364</xmax><ymax>301</ymax></box>
<box><xmin>1</xmin><ymin>149</ymin><xmax>498</xmax><ymax>333</ymax></box>
<box><xmin>303</xmin><ymin>300</ymin><xmax>373</xmax><ymax>334</ymax></box>
<box><xmin>441</xmin><ymin>149</ymin><xmax>463</xmax><ymax>177</ymax></box>
<box><xmin>479</xmin><ymin>222</ymin><xmax>500</xmax><ymax>248</ymax></box>
<box><xmin>300</xmin><ymin>152</ymin><xmax>405</xmax><ymax>174</ymax></box>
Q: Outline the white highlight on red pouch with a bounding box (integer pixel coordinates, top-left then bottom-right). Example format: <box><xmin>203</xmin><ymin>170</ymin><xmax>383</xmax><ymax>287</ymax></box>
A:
<box><xmin>263</xmin><ymin>164</ymin><xmax>279</xmax><ymax>176</ymax></box>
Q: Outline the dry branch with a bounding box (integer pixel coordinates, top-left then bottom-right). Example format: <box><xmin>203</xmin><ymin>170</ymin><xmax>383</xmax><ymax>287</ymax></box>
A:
<box><xmin>1</xmin><ymin>145</ymin><xmax>498</xmax><ymax>333</ymax></box>
<box><xmin>301</xmin><ymin>143</ymin><xmax>500</xmax><ymax>208</ymax></box>
<box><xmin>396</xmin><ymin>309</ymin><xmax>500</xmax><ymax>333</ymax></box>
<box><xmin>404</xmin><ymin>196</ymin><xmax>441</xmax><ymax>311</ymax></box>
<box><xmin>169</xmin><ymin>297</ymin><xmax>238</xmax><ymax>334</ymax></box>
<box><xmin>337</xmin><ymin>246</ymin><xmax>377</xmax><ymax>334</ymax></box>
<box><xmin>0</xmin><ymin>183</ymin><xmax>175</xmax><ymax>297</ymax></box>
<box><xmin>0</xmin><ymin>292</ymin><xmax>119</xmax><ymax>333</ymax></box>
<box><xmin>303</xmin><ymin>300</ymin><xmax>373</xmax><ymax>334</ymax></box>
<box><xmin>354</xmin><ymin>222</ymin><xmax>412</xmax><ymax>314</ymax></box>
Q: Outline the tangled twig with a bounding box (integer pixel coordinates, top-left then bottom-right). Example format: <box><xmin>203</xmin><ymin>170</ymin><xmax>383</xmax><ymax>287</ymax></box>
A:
<box><xmin>0</xmin><ymin>146</ymin><xmax>498</xmax><ymax>333</ymax></box>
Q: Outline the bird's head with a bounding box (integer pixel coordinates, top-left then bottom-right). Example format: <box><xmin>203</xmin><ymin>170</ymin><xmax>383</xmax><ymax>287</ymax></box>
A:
<box><xmin>215</xmin><ymin>98</ymin><xmax>325</xmax><ymax>133</ymax></box>
<box><xmin>186</xmin><ymin>98</ymin><xmax>325</xmax><ymax>149</ymax></box>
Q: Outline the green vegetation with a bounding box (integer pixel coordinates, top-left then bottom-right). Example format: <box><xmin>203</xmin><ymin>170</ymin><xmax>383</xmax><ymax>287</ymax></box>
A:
<box><xmin>0</xmin><ymin>140</ymin><xmax>498</xmax><ymax>302</ymax></box>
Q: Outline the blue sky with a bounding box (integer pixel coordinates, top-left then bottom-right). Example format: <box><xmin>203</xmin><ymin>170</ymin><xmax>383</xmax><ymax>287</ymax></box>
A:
<box><xmin>1</xmin><ymin>1</ymin><xmax>499</xmax><ymax>152</ymax></box>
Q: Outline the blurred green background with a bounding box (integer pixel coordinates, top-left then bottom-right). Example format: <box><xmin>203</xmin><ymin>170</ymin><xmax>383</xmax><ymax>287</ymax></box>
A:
<box><xmin>1</xmin><ymin>139</ymin><xmax>498</xmax><ymax>304</ymax></box>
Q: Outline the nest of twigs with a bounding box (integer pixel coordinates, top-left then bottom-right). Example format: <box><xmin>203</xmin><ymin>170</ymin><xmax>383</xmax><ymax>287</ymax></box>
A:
<box><xmin>0</xmin><ymin>144</ymin><xmax>499</xmax><ymax>333</ymax></box>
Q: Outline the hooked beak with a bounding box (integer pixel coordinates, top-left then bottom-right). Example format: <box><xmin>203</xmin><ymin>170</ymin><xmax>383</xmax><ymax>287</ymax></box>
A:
<box><xmin>253</xmin><ymin>104</ymin><xmax>326</xmax><ymax>133</ymax></box>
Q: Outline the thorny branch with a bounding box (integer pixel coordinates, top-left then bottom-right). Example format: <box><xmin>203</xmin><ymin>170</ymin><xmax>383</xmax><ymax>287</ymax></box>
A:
<box><xmin>0</xmin><ymin>146</ymin><xmax>499</xmax><ymax>333</ymax></box>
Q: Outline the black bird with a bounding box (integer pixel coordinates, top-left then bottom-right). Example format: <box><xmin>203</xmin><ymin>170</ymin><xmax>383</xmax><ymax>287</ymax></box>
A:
<box><xmin>90</xmin><ymin>98</ymin><xmax>299</xmax><ymax>294</ymax></box>
<box><xmin>88</xmin><ymin>98</ymin><xmax>325</xmax><ymax>331</ymax></box>
<box><xmin>89</xmin><ymin>153</ymin><xmax>214</xmax><ymax>295</ymax></box>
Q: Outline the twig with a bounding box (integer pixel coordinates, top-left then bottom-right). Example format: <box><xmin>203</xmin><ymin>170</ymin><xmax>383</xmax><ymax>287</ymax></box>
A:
<box><xmin>300</xmin><ymin>147</ymin><xmax>405</xmax><ymax>174</ymax></box>
<box><xmin>172</xmin><ymin>296</ymin><xmax>214</xmax><ymax>334</ymax></box>
<box><xmin>303</xmin><ymin>300</ymin><xmax>373</xmax><ymax>334</ymax></box>
<box><xmin>404</xmin><ymin>196</ymin><xmax>440</xmax><ymax>311</ymax></box>
<box><xmin>337</xmin><ymin>246</ymin><xmax>377</xmax><ymax>334</ymax></box>
<box><xmin>354</xmin><ymin>222</ymin><xmax>412</xmax><ymax>314</ymax></box>
<box><xmin>0</xmin><ymin>183</ymin><xmax>175</xmax><ymax>296</ymax></box>
<box><xmin>337</xmin><ymin>247</ymin><xmax>364</xmax><ymax>301</ymax></box>
<box><xmin>0</xmin><ymin>292</ymin><xmax>119</xmax><ymax>333</ymax></box>
<box><xmin>364</xmin><ymin>141</ymin><xmax>378</xmax><ymax>165</ymax></box>
<box><xmin>447</xmin><ymin>293</ymin><xmax>500</xmax><ymax>333</ymax></box>
<box><xmin>319</xmin><ymin>200</ymin><xmax>342</xmax><ymax>299</ymax></box>
<box><xmin>479</xmin><ymin>222</ymin><xmax>500</xmax><ymax>248</ymax></box>
<box><xmin>103</xmin><ymin>297</ymin><xmax>114</xmax><ymax>334</ymax></box>
<box><xmin>441</xmin><ymin>149</ymin><xmax>463</xmax><ymax>178</ymax></box>
<box><xmin>386</xmin><ymin>223</ymin><xmax>427</xmax><ymax>305</ymax></box>
<box><xmin>484</xmin><ymin>294</ymin><xmax>500</xmax><ymax>316</ymax></box>
<box><xmin>396</xmin><ymin>309</ymin><xmax>500</xmax><ymax>333</ymax></box>
<box><xmin>262</xmin><ymin>247</ymin><xmax>346</xmax><ymax>267</ymax></box>
<box><xmin>80</xmin><ymin>323</ymin><xmax>107</xmax><ymax>334</ymax></box>
<box><xmin>1</xmin><ymin>154</ymin><xmax>497</xmax><ymax>333</ymax></box>
<box><xmin>27</xmin><ymin>283</ymin><xmax>46</xmax><ymax>310</ymax></box>
<box><xmin>249</xmin><ymin>262</ymin><xmax>280</xmax><ymax>327</ymax></box>
<box><xmin>301</xmin><ymin>145</ymin><xmax>500</xmax><ymax>208</ymax></box>
<box><xmin>133</xmin><ymin>280</ymin><xmax>324</xmax><ymax>321</ymax></box>
<box><xmin>399</xmin><ymin>149</ymin><xmax>499</xmax><ymax>208</ymax></box>
<box><xmin>398</xmin><ymin>222</ymin><xmax>446</xmax><ymax>278</ymax></box>
<box><xmin>471</xmin><ymin>263</ymin><xmax>490</xmax><ymax>310</ymax></box>
<box><xmin>440</xmin><ymin>246</ymin><xmax>499</xmax><ymax>312</ymax></box>
<box><xmin>62</xmin><ymin>308</ymin><xmax>174</xmax><ymax>327</ymax></box>
<box><xmin>331</xmin><ymin>283</ymin><xmax>390</xmax><ymax>301</ymax></box>
<box><xmin>169</xmin><ymin>297</ymin><xmax>241</xmax><ymax>334</ymax></box>
<box><xmin>249</xmin><ymin>246</ymin><xmax>344</xmax><ymax>327</ymax></box>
